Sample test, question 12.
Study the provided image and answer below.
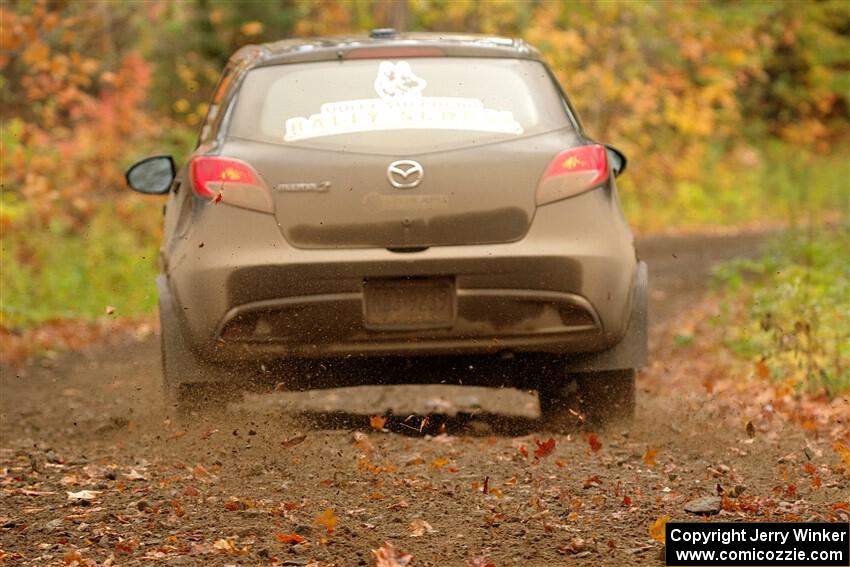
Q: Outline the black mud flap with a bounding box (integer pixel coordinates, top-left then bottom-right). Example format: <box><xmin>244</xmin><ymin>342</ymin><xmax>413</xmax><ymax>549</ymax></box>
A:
<box><xmin>157</xmin><ymin>274</ymin><xmax>211</xmax><ymax>386</ymax></box>
<box><xmin>565</xmin><ymin>261</ymin><xmax>648</xmax><ymax>372</ymax></box>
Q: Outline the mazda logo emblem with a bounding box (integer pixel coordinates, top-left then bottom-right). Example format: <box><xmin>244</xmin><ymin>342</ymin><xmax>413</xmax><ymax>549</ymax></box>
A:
<box><xmin>387</xmin><ymin>160</ymin><xmax>424</xmax><ymax>189</ymax></box>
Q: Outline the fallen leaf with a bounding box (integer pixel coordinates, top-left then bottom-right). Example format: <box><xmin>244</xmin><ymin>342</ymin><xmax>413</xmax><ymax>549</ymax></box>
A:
<box><xmin>467</xmin><ymin>558</ymin><xmax>496</xmax><ymax>567</ymax></box>
<box><xmin>66</xmin><ymin>490</ymin><xmax>99</xmax><ymax>503</ymax></box>
<box><xmin>170</xmin><ymin>500</ymin><xmax>185</xmax><ymax>517</ymax></box>
<box><xmin>281</xmin><ymin>434</ymin><xmax>307</xmax><ymax>448</ymax></box>
<box><xmin>431</xmin><ymin>457</ymin><xmax>450</xmax><ymax>469</ymax></box>
<box><xmin>409</xmin><ymin>518</ymin><xmax>435</xmax><ymax>537</ymax></box>
<box><xmin>745</xmin><ymin>420</ymin><xmax>755</xmax><ymax>438</ymax></box>
<box><xmin>833</xmin><ymin>442</ymin><xmax>850</xmax><ymax>474</ymax></box>
<box><xmin>353</xmin><ymin>431</ymin><xmax>375</xmax><ymax>454</ymax></box>
<box><xmin>622</xmin><ymin>495</ymin><xmax>632</xmax><ymax>507</ymax></box>
<box><xmin>275</xmin><ymin>533</ymin><xmax>306</xmax><ymax>544</ymax></box>
<box><xmin>534</xmin><ymin>438</ymin><xmax>556</xmax><ymax>458</ymax></box>
<box><xmin>518</xmin><ymin>445</ymin><xmax>528</xmax><ymax>459</ymax></box>
<box><xmin>125</xmin><ymin>469</ymin><xmax>147</xmax><ymax>481</ymax></box>
<box><xmin>64</xmin><ymin>550</ymin><xmax>82</xmax><ymax>564</ymax></box>
<box><xmin>115</xmin><ymin>540</ymin><xmax>137</xmax><ymax>554</ymax></box>
<box><xmin>811</xmin><ymin>476</ymin><xmax>822</xmax><ymax>489</ymax></box>
<box><xmin>587</xmin><ymin>433</ymin><xmax>602</xmax><ymax>453</ymax></box>
<box><xmin>649</xmin><ymin>514</ymin><xmax>670</xmax><ymax>543</ymax></box>
<box><xmin>315</xmin><ymin>508</ymin><xmax>337</xmax><ymax>534</ymax></box>
<box><xmin>212</xmin><ymin>538</ymin><xmax>247</xmax><ymax>555</ymax></box>
<box><xmin>755</xmin><ymin>360</ymin><xmax>769</xmax><ymax>379</ymax></box>
<box><xmin>559</xmin><ymin>537</ymin><xmax>586</xmax><ymax>555</ymax></box>
<box><xmin>482</xmin><ymin>476</ymin><xmax>489</xmax><ymax>494</ymax></box>
<box><xmin>18</xmin><ymin>489</ymin><xmax>56</xmax><ymax>496</ymax></box>
<box><xmin>370</xmin><ymin>415</ymin><xmax>388</xmax><ymax>430</ymax></box>
<box><xmin>372</xmin><ymin>542</ymin><xmax>413</xmax><ymax>567</ymax></box>
<box><xmin>643</xmin><ymin>447</ymin><xmax>660</xmax><ymax>466</ymax></box>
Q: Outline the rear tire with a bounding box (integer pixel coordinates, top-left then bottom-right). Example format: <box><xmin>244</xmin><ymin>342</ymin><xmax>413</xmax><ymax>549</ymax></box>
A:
<box><xmin>539</xmin><ymin>368</ymin><xmax>635</xmax><ymax>432</ymax></box>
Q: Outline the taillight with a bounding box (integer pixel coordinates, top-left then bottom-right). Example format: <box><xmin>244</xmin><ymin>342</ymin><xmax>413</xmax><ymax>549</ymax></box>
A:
<box><xmin>190</xmin><ymin>156</ymin><xmax>273</xmax><ymax>213</ymax></box>
<box><xmin>536</xmin><ymin>144</ymin><xmax>609</xmax><ymax>205</ymax></box>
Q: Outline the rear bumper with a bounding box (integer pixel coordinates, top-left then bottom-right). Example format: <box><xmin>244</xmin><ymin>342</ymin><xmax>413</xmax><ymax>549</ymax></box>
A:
<box><xmin>163</xmin><ymin>188</ymin><xmax>640</xmax><ymax>361</ymax></box>
<box><xmin>213</xmin><ymin>287</ymin><xmax>604</xmax><ymax>358</ymax></box>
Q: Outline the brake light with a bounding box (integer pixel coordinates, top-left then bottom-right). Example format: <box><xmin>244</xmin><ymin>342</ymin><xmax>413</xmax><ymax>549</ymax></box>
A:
<box><xmin>536</xmin><ymin>144</ymin><xmax>609</xmax><ymax>205</ymax></box>
<box><xmin>345</xmin><ymin>46</ymin><xmax>446</xmax><ymax>59</ymax></box>
<box><xmin>190</xmin><ymin>156</ymin><xmax>272</xmax><ymax>213</ymax></box>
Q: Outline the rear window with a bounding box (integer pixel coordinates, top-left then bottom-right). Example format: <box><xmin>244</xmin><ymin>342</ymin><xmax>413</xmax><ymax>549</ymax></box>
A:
<box><xmin>227</xmin><ymin>57</ymin><xmax>573</xmax><ymax>153</ymax></box>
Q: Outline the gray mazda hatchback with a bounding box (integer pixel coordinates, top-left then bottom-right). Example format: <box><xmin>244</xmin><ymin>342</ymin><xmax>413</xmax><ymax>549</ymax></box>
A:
<box><xmin>126</xmin><ymin>30</ymin><xmax>647</xmax><ymax>428</ymax></box>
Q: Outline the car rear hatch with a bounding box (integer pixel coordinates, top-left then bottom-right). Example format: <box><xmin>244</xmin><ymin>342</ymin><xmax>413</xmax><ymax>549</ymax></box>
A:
<box><xmin>225</xmin><ymin>55</ymin><xmax>576</xmax><ymax>249</ymax></box>
<box><xmin>222</xmin><ymin>136</ymin><xmax>568</xmax><ymax>249</ymax></box>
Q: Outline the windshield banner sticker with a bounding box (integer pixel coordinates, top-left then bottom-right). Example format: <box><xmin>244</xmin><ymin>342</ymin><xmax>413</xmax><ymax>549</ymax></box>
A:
<box><xmin>284</xmin><ymin>61</ymin><xmax>523</xmax><ymax>142</ymax></box>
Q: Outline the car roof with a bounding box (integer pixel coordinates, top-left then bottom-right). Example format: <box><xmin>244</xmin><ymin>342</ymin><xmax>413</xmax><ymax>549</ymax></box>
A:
<box><xmin>232</xmin><ymin>31</ymin><xmax>542</xmax><ymax>68</ymax></box>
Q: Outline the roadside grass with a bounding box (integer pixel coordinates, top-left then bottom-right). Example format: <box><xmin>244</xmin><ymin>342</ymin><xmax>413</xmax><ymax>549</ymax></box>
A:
<box><xmin>712</xmin><ymin>224</ymin><xmax>850</xmax><ymax>396</ymax></box>
<box><xmin>1</xmin><ymin>203</ymin><xmax>160</xmax><ymax>328</ymax></box>
<box><xmin>621</xmin><ymin>142</ymin><xmax>850</xmax><ymax>232</ymax></box>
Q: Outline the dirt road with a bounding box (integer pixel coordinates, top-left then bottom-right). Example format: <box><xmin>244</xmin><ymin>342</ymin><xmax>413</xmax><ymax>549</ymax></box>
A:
<box><xmin>2</xmin><ymin>232</ymin><xmax>848</xmax><ymax>566</ymax></box>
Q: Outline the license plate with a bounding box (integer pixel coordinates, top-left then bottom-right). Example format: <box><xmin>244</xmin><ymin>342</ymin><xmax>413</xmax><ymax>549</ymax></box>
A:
<box><xmin>363</xmin><ymin>278</ymin><xmax>456</xmax><ymax>330</ymax></box>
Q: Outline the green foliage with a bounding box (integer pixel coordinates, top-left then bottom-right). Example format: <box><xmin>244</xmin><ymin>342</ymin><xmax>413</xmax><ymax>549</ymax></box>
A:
<box><xmin>673</xmin><ymin>334</ymin><xmax>695</xmax><ymax>349</ymax></box>
<box><xmin>620</xmin><ymin>140</ymin><xmax>850</xmax><ymax>231</ymax></box>
<box><xmin>149</xmin><ymin>1</ymin><xmax>302</xmax><ymax>126</ymax></box>
<box><xmin>713</xmin><ymin>226</ymin><xmax>850</xmax><ymax>396</ymax></box>
<box><xmin>738</xmin><ymin>1</ymin><xmax>850</xmax><ymax>141</ymax></box>
<box><xmin>1</xmin><ymin>205</ymin><xmax>160</xmax><ymax>327</ymax></box>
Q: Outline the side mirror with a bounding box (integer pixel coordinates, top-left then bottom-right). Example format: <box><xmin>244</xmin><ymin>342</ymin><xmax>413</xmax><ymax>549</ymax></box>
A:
<box><xmin>125</xmin><ymin>155</ymin><xmax>176</xmax><ymax>195</ymax></box>
<box><xmin>604</xmin><ymin>145</ymin><xmax>628</xmax><ymax>177</ymax></box>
